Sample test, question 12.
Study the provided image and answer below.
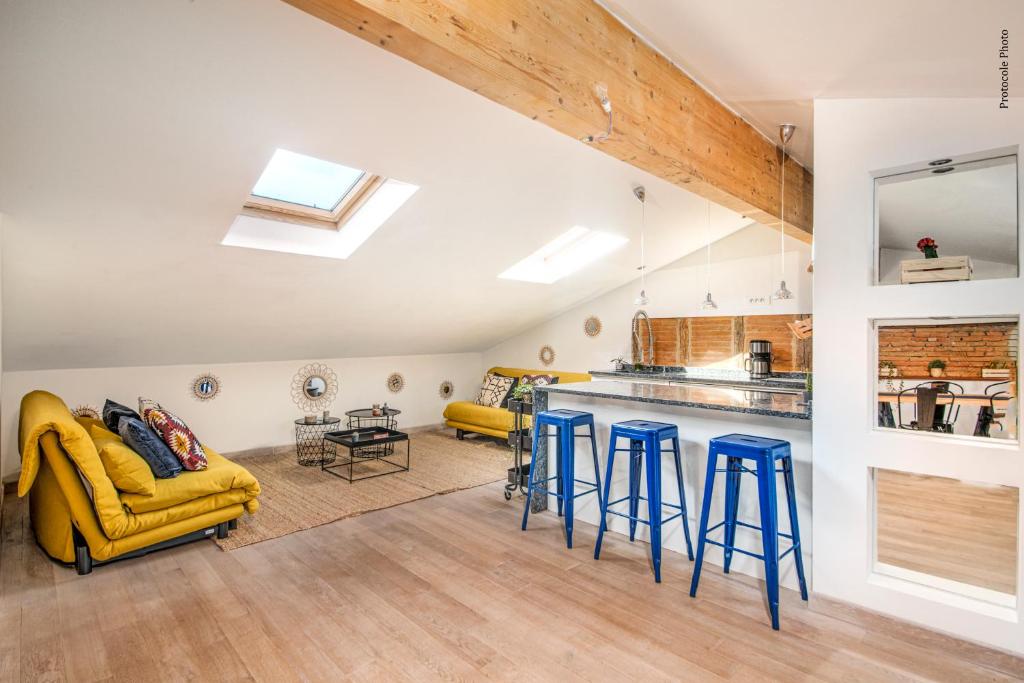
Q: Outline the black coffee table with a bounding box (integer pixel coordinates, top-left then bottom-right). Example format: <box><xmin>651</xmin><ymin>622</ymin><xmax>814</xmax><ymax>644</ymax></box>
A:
<box><xmin>324</xmin><ymin>427</ymin><xmax>410</xmax><ymax>482</ymax></box>
<box><xmin>345</xmin><ymin>407</ymin><xmax>401</xmax><ymax>457</ymax></box>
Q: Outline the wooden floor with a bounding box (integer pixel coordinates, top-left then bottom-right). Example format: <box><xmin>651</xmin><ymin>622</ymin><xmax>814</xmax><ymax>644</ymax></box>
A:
<box><xmin>876</xmin><ymin>469</ymin><xmax>1019</xmax><ymax>595</ymax></box>
<box><xmin>1</xmin><ymin>484</ymin><xmax>1022</xmax><ymax>682</ymax></box>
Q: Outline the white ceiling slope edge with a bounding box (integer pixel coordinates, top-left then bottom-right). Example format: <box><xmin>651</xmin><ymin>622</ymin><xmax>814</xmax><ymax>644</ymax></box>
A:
<box><xmin>0</xmin><ymin>0</ymin><xmax>752</xmax><ymax>371</ymax></box>
<box><xmin>602</xmin><ymin>0</ymin><xmax>1024</xmax><ymax>169</ymax></box>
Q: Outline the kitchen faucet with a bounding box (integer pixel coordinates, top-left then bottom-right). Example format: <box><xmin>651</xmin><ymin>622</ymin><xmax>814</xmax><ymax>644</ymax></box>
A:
<box><xmin>632</xmin><ymin>309</ymin><xmax>654</xmax><ymax>369</ymax></box>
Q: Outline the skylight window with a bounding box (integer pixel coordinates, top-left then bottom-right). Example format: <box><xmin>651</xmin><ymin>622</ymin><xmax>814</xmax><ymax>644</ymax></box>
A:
<box><xmin>499</xmin><ymin>227</ymin><xmax>628</xmax><ymax>283</ymax></box>
<box><xmin>224</xmin><ymin>148</ymin><xmax>418</xmax><ymax>259</ymax></box>
<box><xmin>251</xmin><ymin>149</ymin><xmax>364</xmax><ymax>211</ymax></box>
<box><xmin>243</xmin><ymin>149</ymin><xmax>384</xmax><ymax>229</ymax></box>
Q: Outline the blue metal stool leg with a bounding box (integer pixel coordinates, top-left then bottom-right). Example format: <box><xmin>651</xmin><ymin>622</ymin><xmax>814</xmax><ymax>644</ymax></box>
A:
<box><xmin>670</xmin><ymin>436</ymin><xmax>694</xmax><ymax>560</ymax></box>
<box><xmin>723</xmin><ymin>456</ymin><xmax>742</xmax><ymax>573</ymax></box>
<box><xmin>521</xmin><ymin>425</ymin><xmax>544</xmax><ymax>531</ymax></box>
<box><xmin>594</xmin><ymin>430</ymin><xmax>617</xmax><ymax>560</ymax></box>
<box><xmin>781</xmin><ymin>452</ymin><xmax>808</xmax><ymax>601</ymax></box>
<box><xmin>628</xmin><ymin>439</ymin><xmax>642</xmax><ymax>541</ymax></box>
<box><xmin>555</xmin><ymin>427</ymin><xmax>564</xmax><ymax>518</ymax></box>
<box><xmin>644</xmin><ymin>434</ymin><xmax>663</xmax><ymax>582</ymax></box>
<box><xmin>689</xmin><ymin>447</ymin><xmax>719</xmax><ymax>597</ymax></box>
<box><xmin>561</xmin><ymin>425</ymin><xmax>575</xmax><ymax>548</ymax></box>
<box><xmin>588</xmin><ymin>421</ymin><xmax>604</xmax><ymax>513</ymax></box>
<box><xmin>756</xmin><ymin>455</ymin><xmax>781</xmax><ymax>630</ymax></box>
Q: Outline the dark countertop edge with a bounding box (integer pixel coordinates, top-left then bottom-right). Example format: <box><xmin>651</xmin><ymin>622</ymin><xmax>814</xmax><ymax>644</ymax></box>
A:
<box><xmin>535</xmin><ymin>384</ymin><xmax>812</xmax><ymax>421</ymax></box>
<box><xmin>589</xmin><ymin>369</ymin><xmax>808</xmax><ymax>389</ymax></box>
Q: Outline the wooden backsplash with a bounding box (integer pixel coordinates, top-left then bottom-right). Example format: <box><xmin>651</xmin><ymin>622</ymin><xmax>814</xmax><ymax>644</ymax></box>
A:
<box><xmin>635</xmin><ymin>314</ymin><xmax>812</xmax><ymax>372</ymax></box>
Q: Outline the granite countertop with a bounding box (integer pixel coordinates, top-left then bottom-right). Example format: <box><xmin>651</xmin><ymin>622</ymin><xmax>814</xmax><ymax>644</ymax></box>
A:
<box><xmin>536</xmin><ymin>380</ymin><xmax>811</xmax><ymax>420</ymax></box>
<box><xmin>589</xmin><ymin>368</ymin><xmax>807</xmax><ymax>390</ymax></box>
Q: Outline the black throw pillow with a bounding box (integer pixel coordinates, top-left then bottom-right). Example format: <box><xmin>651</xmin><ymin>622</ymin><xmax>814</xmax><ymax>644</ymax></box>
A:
<box><xmin>117</xmin><ymin>416</ymin><xmax>182</xmax><ymax>479</ymax></box>
<box><xmin>102</xmin><ymin>399</ymin><xmax>140</xmax><ymax>433</ymax></box>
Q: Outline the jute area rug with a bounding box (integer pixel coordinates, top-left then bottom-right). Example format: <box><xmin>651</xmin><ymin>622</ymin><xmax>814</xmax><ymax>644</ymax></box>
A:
<box><xmin>216</xmin><ymin>428</ymin><xmax>513</xmax><ymax>550</ymax></box>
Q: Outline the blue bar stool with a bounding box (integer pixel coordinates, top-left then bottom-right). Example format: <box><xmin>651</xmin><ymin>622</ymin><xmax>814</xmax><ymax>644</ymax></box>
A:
<box><xmin>689</xmin><ymin>434</ymin><xmax>807</xmax><ymax>630</ymax></box>
<box><xmin>593</xmin><ymin>420</ymin><xmax>693</xmax><ymax>582</ymax></box>
<box><xmin>521</xmin><ymin>409</ymin><xmax>603</xmax><ymax>548</ymax></box>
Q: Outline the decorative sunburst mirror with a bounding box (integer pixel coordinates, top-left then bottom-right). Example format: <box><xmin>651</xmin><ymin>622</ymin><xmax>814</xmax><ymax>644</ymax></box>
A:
<box><xmin>438</xmin><ymin>380</ymin><xmax>454</xmax><ymax>399</ymax></box>
<box><xmin>191</xmin><ymin>373</ymin><xmax>222</xmax><ymax>401</ymax></box>
<box><xmin>539</xmin><ymin>345</ymin><xmax>556</xmax><ymax>366</ymax></box>
<box><xmin>584</xmin><ymin>316</ymin><xmax>602</xmax><ymax>337</ymax></box>
<box><xmin>71</xmin><ymin>404</ymin><xmax>101</xmax><ymax>420</ymax></box>
<box><xmin>386</xmin><ymin>372</ymin><xmax>405</xmax><ymax>393</ymax></box>
<box><xmin>291</xmin><ymin>362</ymin><xmax>339</xmax><ymax>412</ymax></box>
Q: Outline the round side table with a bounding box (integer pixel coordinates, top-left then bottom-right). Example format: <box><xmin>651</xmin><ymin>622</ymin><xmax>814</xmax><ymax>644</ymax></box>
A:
<box><xmin>294</xmin><ymin>417</ymin><xmax>341</xmax><ymax>466</ymax></box>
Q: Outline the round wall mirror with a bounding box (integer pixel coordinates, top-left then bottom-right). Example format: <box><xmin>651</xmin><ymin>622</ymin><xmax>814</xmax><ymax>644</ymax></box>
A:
<box><xmin>291</xmin><ymin>362</ymin><xmax>339</xmax><ymax>412</ymax></box>
<box><xmin>304</xmin><ymin>376</ymin><xmax>327</xmax><ymax>398</ymax></box>
<box><xmin>191</xmin><ymin>373</ymin><xmax>221</xmax><ymax>401</ymax></box>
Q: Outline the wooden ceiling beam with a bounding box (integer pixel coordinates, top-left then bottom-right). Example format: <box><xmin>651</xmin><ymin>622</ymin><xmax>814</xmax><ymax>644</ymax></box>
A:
<box><xmin>284</xmin><ymin>0</ymin><xmax>813</xmax><ymax>240</ymax></box>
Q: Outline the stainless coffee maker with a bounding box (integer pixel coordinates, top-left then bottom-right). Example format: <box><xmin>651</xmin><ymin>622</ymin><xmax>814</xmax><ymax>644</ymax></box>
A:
<box><xmin>745</xmin><ymin>339</ymin><xmax>772</xmax><ymax>378</ymax></box>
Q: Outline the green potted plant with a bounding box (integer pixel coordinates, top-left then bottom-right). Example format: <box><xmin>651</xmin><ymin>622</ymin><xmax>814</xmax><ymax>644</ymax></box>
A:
<box><xmin>927</xmin><ymin>359</ymin><xmax>946</xmax><ymax>378</ymax></box>
<box><xmin>878</xmin><ymin>360</ymin><xmax>899</xmax><ymax>378</ymax></box>
<box><xmin>510</xmin><ymin>380</ymin><xmax>536</xmax><ymax>403</ymax></box>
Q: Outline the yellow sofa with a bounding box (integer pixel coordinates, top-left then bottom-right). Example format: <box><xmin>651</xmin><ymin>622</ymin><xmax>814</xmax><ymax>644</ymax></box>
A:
<box><xmin>18</xmin><ymin>390</ymin><xmax>260</xmax><ymax>574</ymax></box>
<box><xmin>443</xmin><ymin>367</ymin><xmax>591</xmax><ymax>439</ymax></box>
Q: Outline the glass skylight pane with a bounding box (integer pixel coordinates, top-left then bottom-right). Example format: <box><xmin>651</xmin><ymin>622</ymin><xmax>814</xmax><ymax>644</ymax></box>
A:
<box><xmin>499</xmin><ymin>227</ymin><xmax>628</xmax><ymax>283</ymax></box>
<box><xmin>251</xmin><ymin>149</ymin><xmax>365</xmax><ymax>211</ymax></box>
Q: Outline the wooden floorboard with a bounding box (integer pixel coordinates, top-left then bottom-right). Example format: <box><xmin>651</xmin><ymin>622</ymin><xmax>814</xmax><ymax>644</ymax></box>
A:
<box><xmin>1</xmin><ymin>483</ymin><xmax>1021</xmax><ymax>682</ymax></box>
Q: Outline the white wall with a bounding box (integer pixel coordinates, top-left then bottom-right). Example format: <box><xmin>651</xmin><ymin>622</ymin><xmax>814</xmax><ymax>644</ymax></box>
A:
<box><xmin>483</xmin><ymin>222</ymin><xmax>812</xmax><ymax>371</ymax></box>
<box><xmin>1</xmin><ymin>352</ymin><xmax>483</xmax><ymax>481</ymax></box>
<box><xmin>814</xmin><ymin>97</ymin><xmax>1024</xmax><ymax>654</ymax></box>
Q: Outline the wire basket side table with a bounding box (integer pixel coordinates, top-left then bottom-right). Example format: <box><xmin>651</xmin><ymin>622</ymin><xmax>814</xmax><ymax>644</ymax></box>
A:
<box><xmin>294</xmin><ymin>417</ymin><xmax>341</xmax><ymax>466</ymax></box>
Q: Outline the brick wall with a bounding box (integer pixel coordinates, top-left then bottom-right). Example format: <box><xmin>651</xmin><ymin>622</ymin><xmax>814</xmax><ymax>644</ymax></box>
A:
<box><xmin>878</xmin><ymin>322</ymin><xmax>1018</xmax><ymax>379</ymax></box>
<box><xmin>636</xmin><ymin>314</ymin><xmax>812</xmax><ymax>372</ymax></box>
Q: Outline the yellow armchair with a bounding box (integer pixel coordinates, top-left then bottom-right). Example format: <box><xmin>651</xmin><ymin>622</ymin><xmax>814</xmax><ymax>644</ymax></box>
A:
<box><xmin>18</xmin><ymin>390</ymin><xmax>260</xmax><ymax>574</ymax></box>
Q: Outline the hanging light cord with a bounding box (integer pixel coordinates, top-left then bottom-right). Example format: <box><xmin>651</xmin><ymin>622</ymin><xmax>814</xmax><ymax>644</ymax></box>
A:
<box><xmin>779</xmin><ymin>141</ymin><xmax>786</xmax><ymax>280</ymax></box>
<box><xmin>705</xmin><ymin>199</ymin><xmax>712</xmax><ymax>291</ymax></box>
<box><xmin>639</xmin><ymin>198</ymin><xmax>647</xmax><ymax>289</ymax></box>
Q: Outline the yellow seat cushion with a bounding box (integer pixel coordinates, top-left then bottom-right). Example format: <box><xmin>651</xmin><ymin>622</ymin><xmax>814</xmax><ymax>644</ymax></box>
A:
<box><xmin>89</xmin><ymin>425</ymin><xmax>156</xmax><ymax>496</ymax></box>
<box><xmin>443</xmin><ymin>401</ymin><xmax>518</xmax><ymax>433</ymax></box>
<box><xmin>119</xmin><ymin>448</ymin><xmax>260</xmax><ymax>514</ymax></box>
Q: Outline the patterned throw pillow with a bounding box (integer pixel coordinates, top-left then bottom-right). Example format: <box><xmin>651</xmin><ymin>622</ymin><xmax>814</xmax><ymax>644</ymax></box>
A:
<box><xmin>138</xmin><ymin>398</ymin><xmax>208</xmax><ymax>471</ymax></box>
<box><xmin>521</xmin><ymin>373</ymin><xmax>558</xmax><ymax>387</ymax></box>
<box><xmin>474</xmin><ymin>373</ymin><xmax>516</xmax><ymax>409</ymax></box>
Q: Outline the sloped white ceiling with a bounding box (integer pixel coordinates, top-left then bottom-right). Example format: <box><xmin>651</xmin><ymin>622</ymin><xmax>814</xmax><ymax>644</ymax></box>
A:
<box><xmin>0</xmin><ymin>0</ymin><xmax>751</xmax><ymax>371</ymax></box>
<box><xmin>602</xmin><ymin>0</ymin><xmax>1024</xmax><ymax>169</ymax></box>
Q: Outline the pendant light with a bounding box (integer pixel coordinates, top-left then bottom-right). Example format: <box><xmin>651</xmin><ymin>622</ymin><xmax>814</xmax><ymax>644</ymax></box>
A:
<box><xmin>701</xmin><ymin>197</ymin><xmax>718</xmax><ymax>310</ymax></box>
<box><xmin>773</xmin><ymin>124</ymin><xmax>795</xmax><ymax>301</ymax></box>
<box><xmin>633</xmin><ymin>185</ymin><xmax>649</xmax><ymax>307</ymax></box>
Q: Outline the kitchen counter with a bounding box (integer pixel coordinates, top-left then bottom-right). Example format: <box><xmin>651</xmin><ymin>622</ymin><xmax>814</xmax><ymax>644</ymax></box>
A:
<box><xmin>538</xmin><ymin>379</ymin><xmax>811</xmax><ymax>420</ymax></box>
<box><xmin>528</xmin><ymin>376</ymin><xmax>812</xmax><ymax>592</ymax></box>
<box><xmin>589</xmin><ymin>368</ymin><xmax>808</xmax><ymax>391</ymax></box>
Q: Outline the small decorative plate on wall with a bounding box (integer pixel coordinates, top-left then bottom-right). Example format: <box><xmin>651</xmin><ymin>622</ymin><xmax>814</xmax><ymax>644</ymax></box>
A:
<box><xmin>71</xmin><ymin>404</ymin><xmax>101</xmax><ymax>420</ymax></box>
<box><xmin>191</xmin><ymin>373</ymin><xmax>222</xmax><ymax>401</ymax></box>
<box><xmin>584</xmin><ymin>315</ymin><xmax>602</xmax><ymax>337</ymax></box>
<box><xmin>439</xmin><ymin>380</ymin><xmax>454</xmax><ymax>399</ymax></box>
<box><xmin>539</xmin><ymin>345</ymin><xmax>556</xmax><ymax>366</ymax></box>
<box><xmin>386</xmin><ymin>372</ymin><xmax>405</xmax><ymax>393</ymax></box>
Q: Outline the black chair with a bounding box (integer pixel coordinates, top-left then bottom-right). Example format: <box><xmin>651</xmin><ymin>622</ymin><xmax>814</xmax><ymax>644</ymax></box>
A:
<box><xmin>897</xmin><ymin>381</ymin><xmax>964</xmax><ymax>433</ymax></box>
<box><xmin>974</xmin><ymin>381</ymin><xmax>1011</xmax><ymax>437</ymax></box>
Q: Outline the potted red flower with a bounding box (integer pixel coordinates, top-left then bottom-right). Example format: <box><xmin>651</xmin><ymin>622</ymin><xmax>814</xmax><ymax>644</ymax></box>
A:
<box><xmin>917</xmin><ymin>237</ymin><xmax>938</xmax><ymax>259</ymax></box>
